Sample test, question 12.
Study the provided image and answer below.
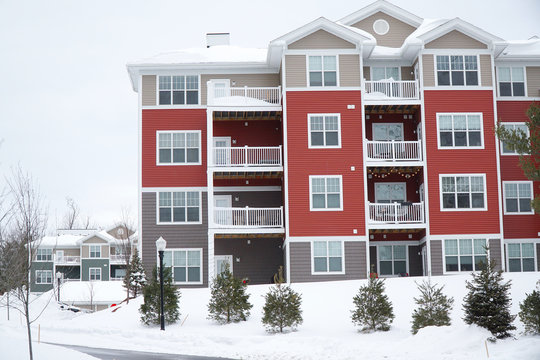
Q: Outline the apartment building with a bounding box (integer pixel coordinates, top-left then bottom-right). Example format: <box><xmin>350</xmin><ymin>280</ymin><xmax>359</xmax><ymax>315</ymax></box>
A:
<box><xmin>126</xmin><ymin>0</ymin><xmax>539</xmax><ymax>286</ymax></box>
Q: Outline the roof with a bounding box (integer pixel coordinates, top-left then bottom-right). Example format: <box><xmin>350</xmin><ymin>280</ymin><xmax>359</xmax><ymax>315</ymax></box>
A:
<box><xmin>37</xmin><ymin>228</ymin><xmax>135</xmax><ymax>248</ymax></box>
<box><xmin>338</xmin><ymin>0</ymin><xmax>423</xmax><ymax>28</ymax></box>
<box><xmin>497</xmin><ymin>38</ymin><xmax>540</xmax><ymax>60</ymax></box>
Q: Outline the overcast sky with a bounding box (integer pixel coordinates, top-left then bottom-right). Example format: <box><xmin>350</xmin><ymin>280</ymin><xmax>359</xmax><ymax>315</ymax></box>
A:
<box><xmin>0</xmin><ymin>0</ymin><xmax>538</xmax><ymax>232</ymax></box>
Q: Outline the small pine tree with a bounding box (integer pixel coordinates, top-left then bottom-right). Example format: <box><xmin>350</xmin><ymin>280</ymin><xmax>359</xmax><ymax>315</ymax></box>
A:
<box><xmin>411</xmin><ymin>280</ymin><xmax>454</xmax><ymax>334</ymax></box>
<box><xmin>351</xmin><ymin>277</ymin><xmax>394</xmax><ymax>332</ymax></box>
<box><xmin>124</xmin><ymin>248</ymin><xmax>146</xmax><ymax>298</ymax></box>
<box><xmin>519</xmin><ymin>281</ymin><xmax>540</xmax><ymax>335</ymax></box>
<box><xmin>207</xmin><ymin>264</ymin><xmax>252</xmax><ymax>324</ymax></box>
<box><xmin>262</xmin><ymin>266</ymin><xmax>303</xmax><ymax>333</ymax></box>
<box><xmin>139</xmin><ymin>266</ymin><xmax>180</xmax><ymax>326</ymax></box>
<box><xmin>463</xmin><ymin>259</ymin><xmax>516</xmax><ymax>340</ymax></box>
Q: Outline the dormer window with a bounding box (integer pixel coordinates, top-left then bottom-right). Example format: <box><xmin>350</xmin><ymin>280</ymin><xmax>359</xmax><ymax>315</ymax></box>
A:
<box><xmin>436</xmin><ymin>55</ymin><xmax>478</xmax><ymax>86</ymax></box>
<box><xmin>309</xmin><ymin>56</ymin><xmax>337</xmax><ymax>87</ymax></box>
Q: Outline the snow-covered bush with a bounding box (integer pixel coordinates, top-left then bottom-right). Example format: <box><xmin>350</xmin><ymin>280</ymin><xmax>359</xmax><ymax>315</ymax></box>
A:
<box><xmin>351</xmin><ymin>277</ymin><xmax>394</xmax><ymax>332</ymax></box>
<box><xmin>139</xmin><ymin>266</ymin><xmax>180</xmax><ymax>326</ymax></box>
<box><xmin>519</xmin><ymin>281</ymin><xmax>540</xmax><ymax>335</ymax></box>
<box><xmin>411</xmin><ymin>280</ymin><xmax>454</xmax><ymax>334</ymax></box>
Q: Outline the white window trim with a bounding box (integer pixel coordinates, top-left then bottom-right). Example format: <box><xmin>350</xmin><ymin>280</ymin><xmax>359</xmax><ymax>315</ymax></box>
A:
<box><xmin>505</xmin><ymin>241</ymin><xmax>538</xmax><ymax>272</ymax></box>
<box><xmin>503</xmin><ymin>181</ymin><xmax>534</xmax><ymax>215</ymax></box>
<box><xmin>499</xmin><ymin>122</ymin><xmax>529</xmax><ymax>156</ymax></box>
<box><xmin>310</xmin><ymin>240</ymin><xmax>345</xmax><ymax>275</ymax></box>
<box><xmin>160</xmin><ymin>248</ymin><xmax>203</xmax><ymax>285</ymax></box>
<box><xmin>35</xmin><ymin>270</ymin><xmax>52</xmax><ymax>284</ymax></box>
<box><xmin>156</xmin><ymin>191</ymin><xmax>203</xmax><ymax>225</ymax></box>
<box><xmin>307</xmin><ymin>113</ymin><xmax>342</xmax><ymax>149</ymax></box>
<box><xmin>309</xmin><ymin>175</ymin><xmax>344</xmax><ymax>211</ymax></box>
<box><xmin>434</xmin><ymin>54</ymin><xmax>480</xmax><ymax>87</ymax></box>
<box><xmin>89</xmin><ymin>244</ymin><xmax>102</xmax><ymax>259</ymax></box>
<box><xmin>442</xmin><ymin>238</ymin><xmax>488</xmax><ymax>274</ymax></box>
<box><xmin>89</xmin><ymin>267</ymin><xmax>102</xmax><ymax>281</ymax></box>
<box><xmin>306</xmin><ymin>55</ymin><xmax>340</xmax><ymax>88</ymax></box>
<box><xmin>496</xmin><ymin>66</ymin><xmax>527</xmax><ymax>97</ymax></box>
<box><xmin>436</xmin><ymin>113</ymin><xmax>485</xmax><ymax>149</ymax></box>
<box><xmin>156</xmin><ymin>75</ymin><xmax>200</xmax><ymax>106</ymax></box>
<box><xmin>156</xmin><ymin>130</ymin><xmax>202</xmax><ymax>166</ymax></box>
<box><xmin>376</xmin><ymin>244</ymin><xmax>409</xmax><ymax>277</ymax></box>
<box><xmin>35</xmin><ymin>248</ymin><xmax>53</xmax><ymax>262</ymax></box>
<box><xmin>439</xmin><ymin>174</ymin><xmax>487</xmax><ymax>212</ymax></box>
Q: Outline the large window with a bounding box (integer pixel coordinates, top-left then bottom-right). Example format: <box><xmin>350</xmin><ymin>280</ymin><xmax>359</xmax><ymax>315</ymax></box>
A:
<box><xmin>158</xmin><ymin>191</ymin><xmax>201</xmax><ymax>224</ymax></box>
<box><xmin>312</xmin><ymin>241</ymin><xmax>343</xmax><ymax>273</ymax></box>
<box><xmin>508</xmin><ymin>243</ymin><xmax>535</xmax><ymax>272</ymax></box>
<box><xmin>310</xmin><ymin>176</ymin><xmax>342</xmax><ymax>211</ymax></box>
<box><xmin>159</xmin><ymin>75</ymin><xmax>199</xmax><ymax>105</ymax></box>
<box><xmin>437</xmin><ymin>113</ymin><xmax>483</xmax><ymax>148</ymax></box>
<box><xmin>379</xmin><ymin>245</ymin><xmax>407</xmax><ymax>276</ymax></box>
<box><xmin>89</xmin><ymin>245</ymin><xmax>101</xmax><ymax>258</ymax></box>
<box><xmin>372</xmin><ymin>67</ymin><xmax>400</xmax><ymax>81</ymax></box>
<box><xmin>36</xmin><ymin>248</ymin><xmax>52</xmax><ymax>262</ymax></box>
<box><xmin>35</xmin><ymin>270</ymin><xmax>52</xmax><ymax>284</ymax></box>
<box><xmin>163</xmin><ymin>249</ymin><xmax>202</xmax><ymax>284</ymax></box>
<box><xmin>89</xmin><ymin>268</ymin><xmax>101</xmax><ymax>281</ymax></box>
<box><xmin>309</xmin><ymin>56</ymin><xmax>337</xmax><ymax>87</ymax></box>
<box><xmin>445</xmin><ymin>239</ymin><xmax>487</xmax><ymax>272</ymax></box>
<box><xmin>499</xmin><ymin>123</ymin><xmax>529</xmax><ymax>155</ymax></box>
<box><xmin>498</xmin><ymin>67</ymin><xmax>525</xmax><ymax>97</ymax></box>
<box><xmin>308</xmin><ymin>114</ymin><xmax>340</xmax><ymax>148</ymax></box>
<box><xmin>504</xmin><ymin>181</ymin><xmax>533</xmax><ymax>214</ymax></box>
<box><xmin>157</xmin><ymin>131</ymin><xmax>201</xmax><ymax>165</ymax></box>
<box><xmin>440</xmin><ymin>175</ymin><xmax>486</xmax><ymax>210</ymax></box>
<box><xmin>436</xmin><ymin>55</ymin><xmax>478</xmax><ymax>86</ymax></box>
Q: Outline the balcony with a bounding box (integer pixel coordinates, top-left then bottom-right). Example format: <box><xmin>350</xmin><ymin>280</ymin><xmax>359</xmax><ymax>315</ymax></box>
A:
<box><xmin>54</xmin><ymin>255</ymin><xmax>80</xmax><ymax>265</ymax></box>
<box><xmin>368</xmin><ymin>202</ymin><xmax>425</xmax><ymax>227</ymax></box>
<box><xmin>110</xmin><ymin>254</ymin><xmax>128</xmax><ymax>264</ymax></box>
<box><xmin>207</xmin><ymin>82</ymin><xmax>282</xmax><ymax>107</ymax></box>
<box><xmin>211</xmin><ymin>146</ymin><xmax>282</xmax><ymax>169</ymax></box>
<box><xmin>366</xmin><ymin>140</ymin><xmax>422</xmax><ymax>162</ymax></box>
<box><xmin>364</xmin><ymin>80</ymin><xmax>419</xmax><ymax>102</ymax></box>
<box><xmin>213</xmin><ymin>207</ymin><xmax>284</xmax><ymax>230</ymax></box>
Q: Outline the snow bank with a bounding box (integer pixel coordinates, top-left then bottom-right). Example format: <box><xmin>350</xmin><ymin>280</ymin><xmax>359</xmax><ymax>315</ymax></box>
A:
<box><xmin>59</xmin><ymin>280</ymin><xmax>126</xmax><ymax>303</ymax></box>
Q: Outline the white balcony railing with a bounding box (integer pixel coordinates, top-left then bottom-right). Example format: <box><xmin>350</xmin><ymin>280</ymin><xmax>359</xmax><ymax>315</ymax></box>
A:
<box><xmin>110</xmin><ymin>254</ymin><xmax>127</xmax><ymax>263</ymax></box>
<box><xmin>368</xmin><ymin>202</ymin><xmax>424</xmax><ymax>224</ymax></box>
<box><xmin>366</xmin><ymin>140</ymin><xmax>422</xmax><ymax>161</ymax></box>
<box><xmin>214</xmin><ymin>207</ymin><xmax>284</xmax><ymax>228</ymax></box>
<box><xmin>54</xmin><ymin>255</ymin><xmax>81</xmax><ymax>265</ymax></box>
<box><xmin>212</xmin><ymin>146</ymin><xmax>282</xmax><ymax>167</ymax></box>
<box><xmin>208</xmin><ymin>82</ymin><xmax>282</xmax><ymax>106</ymax></box>
<box><xmin>364</xmin><ymin>80</ymin><xmax>419</xmax><ymax>100</ymax></box>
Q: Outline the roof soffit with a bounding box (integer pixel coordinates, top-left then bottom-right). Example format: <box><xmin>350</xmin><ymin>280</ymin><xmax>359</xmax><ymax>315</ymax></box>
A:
<box><xmin>418</xmin><ymin>18</ymin><xmax>503</xmax><ymax>48</ymax></box>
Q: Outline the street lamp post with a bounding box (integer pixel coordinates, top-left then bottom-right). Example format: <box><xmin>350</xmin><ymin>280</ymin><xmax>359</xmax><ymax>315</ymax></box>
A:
<box><xmin>155</xmin><ymin>237</ymin><xmax>167</xmax><ymax>331</ymax></box>
<box><xmin>56</xmin><ymin>272</ymin><xmax>62</xmax><ymax>302</ymax></box>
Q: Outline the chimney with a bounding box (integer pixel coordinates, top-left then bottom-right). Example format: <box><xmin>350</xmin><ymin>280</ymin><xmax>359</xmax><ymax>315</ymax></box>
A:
<box><xmin>206</xmin><ymin>33</ymin><xmax>230</xmax><ymax>48</ymax></box>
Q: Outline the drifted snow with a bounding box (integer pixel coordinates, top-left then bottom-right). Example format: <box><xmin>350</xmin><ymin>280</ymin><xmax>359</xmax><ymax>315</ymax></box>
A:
<box><xmin>211</xmin><ymin>96</ymin><xmax>278</xmax><ymax>107</ymax></box>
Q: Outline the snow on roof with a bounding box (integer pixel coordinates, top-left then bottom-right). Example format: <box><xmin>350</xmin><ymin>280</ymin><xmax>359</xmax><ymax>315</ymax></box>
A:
<box><xmin>40</xmin><ymin>234</ymin><xmax>82</xmax><ymax>248</ymax></box>
<box><xmin>499</xmin><ymin>38</ymin><xmax>540</xmax><ymax>58</ymax></box>
<box><xmin>129</xmin><ymin>45</ymin><xmax>267</xmax><ymax>66</ymax></box>
<box><xmin>405</xmin><ymin>18</ymin><xmax>449</xmax><ymax>42</ymax></box>
<box><xmin>60</xmin><ymin>281</ymin><xmax>126</xmax><ymax>304</ymax></box>
<box><xmin>211</xmin><ymin>96</ymin><xmax>279</xmax><ymax>107</ymax></box>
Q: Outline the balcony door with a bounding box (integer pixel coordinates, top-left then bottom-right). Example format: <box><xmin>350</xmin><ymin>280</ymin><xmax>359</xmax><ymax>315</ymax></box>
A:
<box><xmin>375</xmin><ymin>183</ymin><xmax>406</xmax><ymax>203</ymax></box>
<box><xmin>211</xmin><ymin>79</ymin><xmax>230</xmax><ymax>98</ymax></box>
<box><xmin>215</xmin><ymin>255</ymin><xmax>233</xmax><ymax>276</ymax></box>
<box><xmin>56</xmin><ymin>250</ymin><xmax>64</xmax><ymax>263</ymax></box>
<box><xmin>213</xmin><ymin>137</ymin><xmax>231</xmax><ymax>165</ymax></box>
<box><xmin>214</xmin><ymin>195</ymin><xmax>232</xmax><ymax>225</ymax></box>
<box><xmin>373</xmin><ymin>123</ymin><xmax>403</xmax><ymax>141</ymax></box>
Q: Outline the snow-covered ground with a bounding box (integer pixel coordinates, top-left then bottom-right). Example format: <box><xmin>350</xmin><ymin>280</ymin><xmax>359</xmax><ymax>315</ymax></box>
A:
<box><xmin>1</xmin><ymin>273</ymin><xmax>539</xmax><ymax>360</ymax></box>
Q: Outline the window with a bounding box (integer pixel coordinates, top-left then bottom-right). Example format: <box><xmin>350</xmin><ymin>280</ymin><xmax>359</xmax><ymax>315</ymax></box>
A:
<box><xmin>379</xmin><ymin>245</ymin><xmax>407</xmax><ymax>276</ymax></box>
<box><xmin>499</xmin><ymin>123</ymin><xmax>529</xmax><ymax>155</ymax></box>
<box><xmin>309</xmin><ymin>56</ymin><xmax>337</xmax><ymax>87</ymax></box>
<box><xmin>310</xmin><ymin>176</ymin><xmax>342</xmax><ymax>210</ymax></box>
<box><xmin>159</xmin><ymin>75</ymin><xmax>199</xmax><ymax>105</ymax></box>
<box><xmin>504</xmin><ymin>181</ymin><xmax>533</xmax><ymax>214</ymax></box>
<box><xmin>440</xmin><ymin>175</ymin><xmax>486</xmax><ymax>210</ymax></box>
<box><xmin>508</xmin><ymin>243</ymin><xmax>535</xmax><ymax>272</ymax></box>
<box><xmin>308</xmin><ymin>114</ymin><xmax>340</xmax><ymax>148</ymax></box>
<box><xmin>437</xmin><ymin>113</ymin><xmax>483</xmax><ymax>148</ymax></box>
<box><xmin>372</xmin><ymin>67</ymin><xmax>399</xmax><ymax>81</ymax></box>
<box><xmin>163</xmin><ymin>249</ymin><xmax>202</xmax><ymax>284</ymax></box>
<box><xmin>312</xmin><ymin>241</ymin><xmax>343</xmax><ymax>273</ymax></box>
<box><xmin>89</xmin><ymin>245</ymin><xmax>101</xmax><ymax>258</ymax></box>
<box><xmin>36</xmin><ymin>248</ymin><xmax>52</xmax><ymax>261</ymax></box>
<box><xmin>158</xmin><ymin>191</ymin><xmax>201</xmax><ymax>223</ymax></box>
<box><xmin>35</xmin><ymin>270</ymin><xmax>52</xmax><ymax>284</ymax></box>
<box><xmin>445</xmin><ymin>239</ymin><xmax>487</xmax><ymax>272</ymax></box>
<box><xmin>157</xmin><ymin>131</ymin><xmax>201</xmax><ymax>165</ymax></box>
<box><xmin>436</xmin><ymin>55</ymin><xmax>478</xmax><ymax>86</ymax></box>
<box><xmin>498</xmin><ymin>67</ymin><xmax>525</xmax><ymax>96</ymax></box>
<box><xmin>89</xmin><ymin>268</ymin><xmax>101</xmax><ymax>281</ymax></box>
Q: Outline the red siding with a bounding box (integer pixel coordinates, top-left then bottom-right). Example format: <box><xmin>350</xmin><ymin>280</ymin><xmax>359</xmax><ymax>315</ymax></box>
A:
<box><xmin>142</xmin><ymin>109</ymin><xmax>207</xmax><ymax>187</ymax></box>
<box><xmin>286</xmin><ymin>91</ymin><xmax>365</xmax><ymax>236</ymax></box>
<box><xmin>424</xmin><ymin>90</ymin><xmax>500</xmax><ymax>235</ymax></box>
<box><xmin>214</xmin><ymin>120</ymin><xmax>282</xmax><ymax>147</ymax></box>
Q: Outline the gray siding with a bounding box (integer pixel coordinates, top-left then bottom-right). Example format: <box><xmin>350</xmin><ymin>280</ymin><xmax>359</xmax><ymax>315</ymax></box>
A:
<box><xmin>201</xmin><ymin>73</ymin><xmax>281</xmax><ymax>105</ymax></box>
<box><xmin>422</xmin><ymin>55</ymin><xmax>435</xmax><ymax>87</ymax></box>
<box><xmin>369</xmin><ymin>246</ymin><xmax>377</xmax><ymax>274</ymax></box>
<box><xmin>430</xmin><ymin>240</ymin><xmax>443</xmax><ymax>275</ymax></box>
<box><xmin>527</xmin><ymin>66</ymin><xmax>540</xmax><ymax>98</ymax></box>
<box><xmin>215</xmin><ymin>237</ymin><xmax>284</xmax><ymax>284</ymax></box>
<box><xmin>339</xmin><ymin>54</ymin><xmax>361</xmax><ymax>87</ymax></box>
<box><xmin>30</xmin><ymin>261</ymin><xmax>54</xmax><ymax>293</ymax></box>
<box><xmin>141</xmin><ymin>192</ymin><xmax>209</xmax><ymax>287</ymax></box>
<box><xmin>81</xmin><ymin>259</ymin><xmax>109</xmax><ymax>281</ymax></box>
<box><xmin>479</xmin><ymin>55</ymin><xmax>492</xmax><ymax>87</ymax></box>
<box><xmin>401</xmin><ymin>66</ymin><xmax>414</xmax><ymax>81</ymax></box>
<box><xmin>288</xmin><ymin>29</ymin><xmax>355</xmax><ymax>50</ymax></box>
<box><xmin>285</xmin><ymin>55</ymin><xmax>307</xmax><ymax>88</ymax></box>
<box><xmin>408</xmin><ymin>245</ymin><xmax>423</xmax><ymax>276</ymax></box>
<box><xmin>489</xmin><ymin>239</ymin><xmax>502</xmax><ymax>271</ymax></box>
<box><xmin>289</xmin><ymin>241</ymin><xmax>366</xmax><ymax>283</ymax></box>
<box><xmin>351</xmin><ymin>11</ymin><xmax>417</xmax><ymax>48</ymax></box>
<box><xmin>142</xmin><ymin>75</ymin><xmax>156</xmax><ymax>106</ymax></box>
<box><xmin>214</xmin><ymin>191</ymin><xmax>282</xmax><ymax>208</ymax></box>
<box><xmin>425</xmin><ymin>30</ymin><xmax>488</xmax><ymax>49</ymax></box>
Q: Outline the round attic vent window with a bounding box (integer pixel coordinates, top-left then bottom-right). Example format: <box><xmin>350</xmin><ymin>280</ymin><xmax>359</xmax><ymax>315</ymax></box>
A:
<box><xmin>373</xmin><ymin>19</ymin><xmax>390</xmax><ymax>35</ymax></box>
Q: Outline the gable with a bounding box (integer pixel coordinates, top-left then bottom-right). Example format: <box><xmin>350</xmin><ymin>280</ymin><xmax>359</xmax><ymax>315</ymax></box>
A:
<box><xmin>83</xmin><ymin>235</ymin><xmax>107</xmax><ymax>244</ymax></box>
<box><xmin>425</xmin><ymin>30</ymin><xmax>488</xmax><ymax>49</ymax></box>
<box><xmin>288</xmin><ymin>29</ymin><xmax>356</xmax><ymax>50</ymax></box>
<box><xmin>351</xmin><ymin>11</ymin><xmax>417</xmax><ymax>48</ymax></box>
<box><xmin>106</xmin><ymin>225</ymin><xmax>135</xmax><ymax>239</ymax></box>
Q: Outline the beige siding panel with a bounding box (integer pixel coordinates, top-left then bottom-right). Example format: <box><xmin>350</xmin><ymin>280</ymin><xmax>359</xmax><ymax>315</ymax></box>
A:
<box><xmin>84</xmin><ymin>236</ymin><xmax>107</xmax><ymax>244</ymax></box>
<box><xmin>351</xmin><ymin>12</ymin><xmax>417</xmax><ymax>48</ymax></box>
<box><xmin>81</xmin><ymin>246</ymin><xmax>89</xmax><ymax>258</ymax></box>
<box><xmin>526</xmin><ymin>67</ymin><xmax>540</xmax><ymax>98</ymax></box>
<box><xmin>401</xmin><ymin>66</ymin><xmax>414</xmax><ymax>80</ymax></box>
<box><xmin>289</xmin><ymin>29</ymin><xmax>355</xmax><ymax>50</ymax></box>
<box><xmin>102</xmin><ymin>246</ymin><xmax>110</xmax><ymax>258</ymax></box>
<box><xmin>339</xmin><ymin>54</ymin><xmax>361</xmax><ymax>87</ymax></box>
<box><xmin>479</xmin><ymin>55</ymin><xmax>492</xmax><ymax>86</ymax></box>
<box><xmin>425</xmin><ymin>30</ymin><xmax>488</xmax><ymax>49</ymax></box>
<box><xmin>422</xmin><ymin>54</ymin><xmax>435</xmax><ymax>87</ymax></box>
<box><xmin>142</xmin><ymin>75</ymin><xmax>156</xmax><ymax>106</ymax></box>
<box><xmin>56</xmin><ymin>249</ymin><xmax>79</xmax><ymax>257</ymax></box>
<box><xmin>285</xmin><ymin>55</ymin><xmax>307</xmax><ymax>88</ymax></box>
<box><xmin>363</xmin><ymin>66</ymin><xmax>370</xmax><ymax>81</ymax></box>
<box><xmin>430</xmin><ymin>240</ymin><xmax>443</xmax><ymax>275</ymax></box>
<box><xmin>201</xmin><ymin>73</ymin><xmax>280</xmax><ymax>105</ymax></box>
